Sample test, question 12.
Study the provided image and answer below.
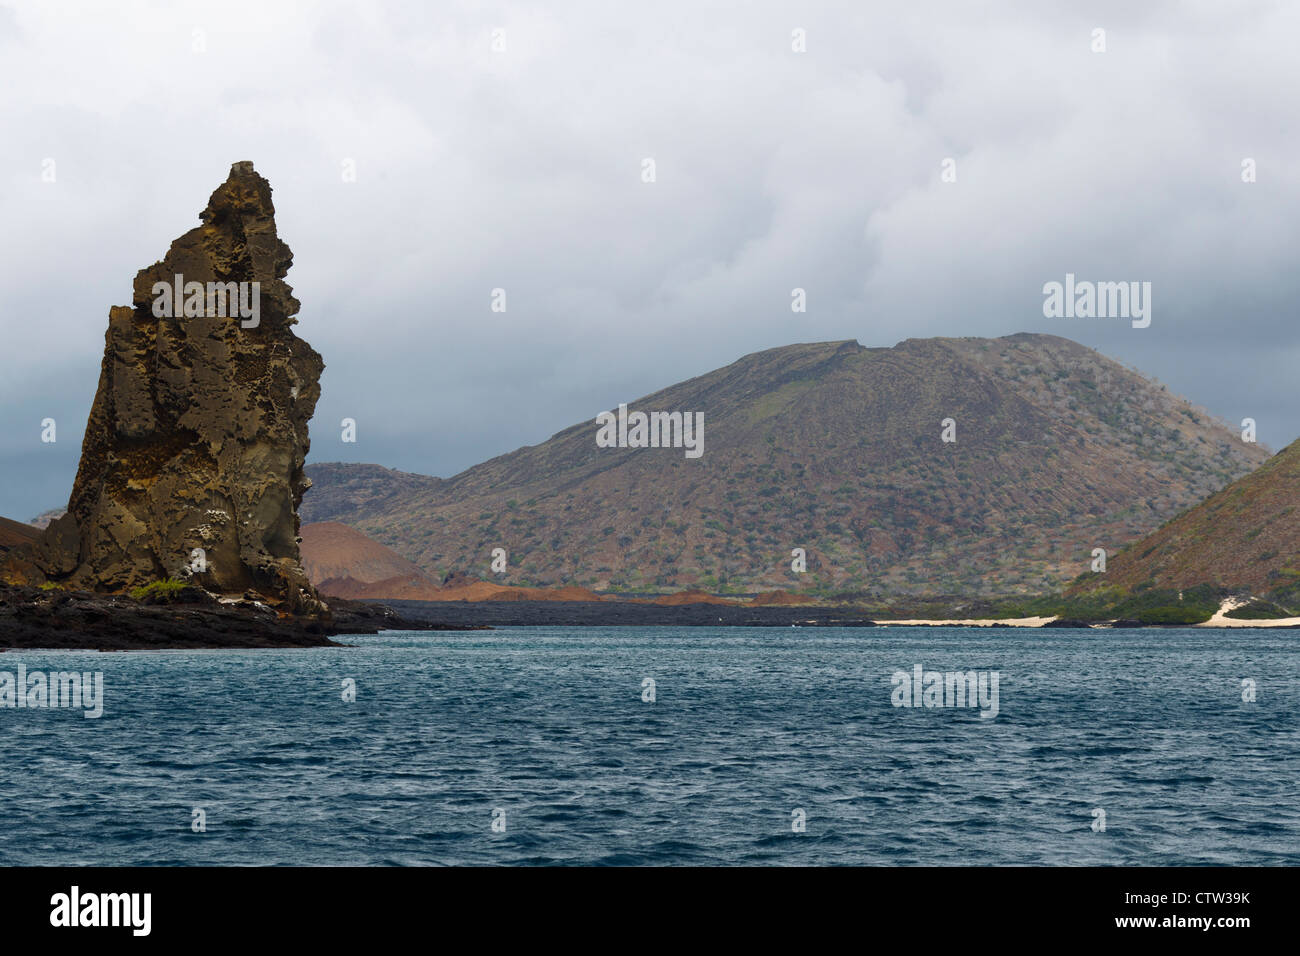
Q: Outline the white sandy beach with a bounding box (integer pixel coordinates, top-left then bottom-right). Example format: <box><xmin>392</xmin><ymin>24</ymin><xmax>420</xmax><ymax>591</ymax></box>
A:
<box><xmin>871</xmin><ymin>616</ymin><xmax>1060</xmax><ymax>628</ymax></box>
<box><xmin>1197</xmin><ymin>598</ymin><xmax>1300</xmax><ymax>628</ymax></box>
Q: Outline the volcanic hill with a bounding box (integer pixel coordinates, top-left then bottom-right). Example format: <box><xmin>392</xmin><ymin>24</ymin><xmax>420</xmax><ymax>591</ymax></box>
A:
<box><xmin>300</xmin><ymin>521</ymin><xmax>442</xmax><ymax>600</ymax></box>
<box><xmin>1070</xmin><ymin>437</ymin><xmax>1300</xmax><ymax>599</ymax></box>
<box><xmin>0</xmin><ymin>517</ymin><xmax>40</xmax><ymax>553</ymax></box>
<box><xmin>302</xmin><ymin>334</ymin><xmax>1270</xmax><ymax>596</ymax></box>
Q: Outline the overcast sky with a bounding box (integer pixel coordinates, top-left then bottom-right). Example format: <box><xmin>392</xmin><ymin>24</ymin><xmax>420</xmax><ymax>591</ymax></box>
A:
<box><xmin>2</xmin><ymin>0</ymin><xmax>1297</xmax><ymax>522</ymax></box>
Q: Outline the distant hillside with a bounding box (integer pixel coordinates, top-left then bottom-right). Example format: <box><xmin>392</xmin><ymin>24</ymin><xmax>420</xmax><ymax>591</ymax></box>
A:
<box><xmin>1072</xmin><ymin>438</ymin><xmax>1300</xmax><ymax>597</ymax></box>
<box><xmin>0</xmin><ymin>517</ymin><xmax>41</xmax><ymax>552</ymax></box>
<box><xmin>298</xmin><ymin>522</ymin><xmax>612</xmax><ymax>602</ymax></box>
<box><xmin>314</xmin><ymin>573</ymin><xmax>445</xmax><ymax>601</ymax></box>
<box><xmin>299</xmin><ymin>521</ymin><xmax>442</xmax><ymax>599</ymax></box>
<box><xmin>302</xmin><ymin>334</ymin><xmax>1270</xmax><ymax>596</ymax></box>
<box><xmin>302</xmin><ymin>465</ymin><xmax>442</xmax><ymax>523</ymax></box>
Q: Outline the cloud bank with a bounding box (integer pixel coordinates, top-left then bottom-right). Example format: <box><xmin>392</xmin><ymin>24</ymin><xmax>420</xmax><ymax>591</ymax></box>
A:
<box><xmin>2</xmin><ymin>0</ymin><xmax>1296</xmax><ymax>520</ymax></box>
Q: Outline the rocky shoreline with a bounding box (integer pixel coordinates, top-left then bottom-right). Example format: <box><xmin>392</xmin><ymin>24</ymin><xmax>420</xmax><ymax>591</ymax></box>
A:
<box><xmin>4</xmin><ymin>589</ymin><xmax>1294</xmax><ymax>649</ymax></box>
<box><xmin>0</xmin><ymin>586</ymin><xmax>484</xmax><ymax>651</ymax></box>
<box><xmin>380</xmin><ymin>599</ymin><xmax>1300</xmax><ymax>629</ymax></box>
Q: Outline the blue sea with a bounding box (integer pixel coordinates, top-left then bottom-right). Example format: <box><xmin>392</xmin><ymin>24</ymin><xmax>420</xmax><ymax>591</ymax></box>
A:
<box><xmin>1</xmin><ymin>626</ymin><xmax>1295</xmax><ymax>865</ymax></box>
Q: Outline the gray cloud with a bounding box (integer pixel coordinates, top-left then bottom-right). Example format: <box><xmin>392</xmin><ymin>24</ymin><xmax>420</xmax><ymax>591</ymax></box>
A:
<box><xmin>2</xmin><ymin>0</ymin><xmax>1296</xmax><ymax>521</ymax></box>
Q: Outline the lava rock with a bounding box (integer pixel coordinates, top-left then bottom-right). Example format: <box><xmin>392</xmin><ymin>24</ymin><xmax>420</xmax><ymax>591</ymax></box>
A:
<box><xmin>26</xmin><ymin>162</ymin><xmax>323</xmax><ymax>607</ymax></box>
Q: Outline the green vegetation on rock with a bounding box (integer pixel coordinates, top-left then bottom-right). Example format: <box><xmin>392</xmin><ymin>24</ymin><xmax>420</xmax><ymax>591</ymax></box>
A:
<box><xmin>129</xmin><ymin>578</ymin><xmax>188</xmax><ymax>603</ymax></box>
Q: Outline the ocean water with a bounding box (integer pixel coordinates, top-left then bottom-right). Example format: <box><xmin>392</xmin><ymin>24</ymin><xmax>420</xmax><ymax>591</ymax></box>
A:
<box><xmin>0</xmin><ymin>626</ymin><xmax>1295</xmax><ymax>866</ymax></box>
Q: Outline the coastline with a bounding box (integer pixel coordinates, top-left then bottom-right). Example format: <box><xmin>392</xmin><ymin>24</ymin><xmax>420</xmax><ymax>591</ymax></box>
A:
<box><xmin>1196</xmin><ymin>597</ymin><xmax>1300</xmax><ymax>628</ymax></box>
<box><xmin>4</xmin><ymin>591</ymin><xmax>1296</xmax><ymax>651</ymax></box>
<box><xmin>379</xmin><ymin>599</ymin><xmax>1300</xmax><ymax>630</ymax></box>
<box><xmin>0</xmin><ymin>586</ymin><xmax>485</xmax><ymax>651</ymax></box>
<box><xmin>871</xmin><ymin>616</ymin><xmax>1059</xmax><ymax>628</ymax></box>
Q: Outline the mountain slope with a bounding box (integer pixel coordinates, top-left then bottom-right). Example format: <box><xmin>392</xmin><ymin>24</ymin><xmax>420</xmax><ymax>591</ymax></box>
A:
<box><xmin>301</xmin><ymin>465</ymin><xmax>443</xmax><ymax>525</ymax></box>
<box><xmin>299</xmin><ymin>521</ymin><xmax>441</xmax><ymax>597</ymax></box>
<box><xmin>302</xmin><ymin>334</ymin><xmax>1270</xmax><ymax>595</ymax></box>
<box><xmin>0</xmin><ymin>517</ymin><xmax>41</xmax><ymax>552</ymax></box>
<box><xmin>1072</xmin><ymin>438</ymin><xmax>1300</xmax><ymax>596</ymax></box>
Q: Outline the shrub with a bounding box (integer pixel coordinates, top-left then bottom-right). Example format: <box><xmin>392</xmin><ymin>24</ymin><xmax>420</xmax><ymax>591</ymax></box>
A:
<box><xmin>129</xmin><ymin>578</ymin><xmax>188</xmax><ymax>603</ymax></box>
<box><xmin>1226</xmin><ymin>601</ymin><xmax>1293</xmax><ymax>620</ymax></box>
<box><xmin>1112</xmin><ymin>585</ymin><xmax>1220</xmax><ymax>624</ymax></box>
<box><xmin>1133</xmin><ymin>605</ymin><xmax>1213</xmax><ymax>625</ymax></box>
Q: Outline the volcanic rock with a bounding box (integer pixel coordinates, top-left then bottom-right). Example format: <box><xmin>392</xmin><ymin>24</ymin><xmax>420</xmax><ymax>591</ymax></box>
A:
<box><xmin>23</xmin><ymin>162</ymin><xmax>324</xmax><ymax>606</ymax></box>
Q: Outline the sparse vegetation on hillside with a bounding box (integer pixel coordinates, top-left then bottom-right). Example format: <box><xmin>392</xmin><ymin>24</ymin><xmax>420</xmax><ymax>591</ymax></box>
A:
<box><xmin>302</xmin><ymin>335</ymin><xmax>1270</xmax><ymax>598</ymax></box>
<box><xmin>1072</xmin><ymin>438</ymin><xmax>1300</xmax><ymax>597</ymax></box>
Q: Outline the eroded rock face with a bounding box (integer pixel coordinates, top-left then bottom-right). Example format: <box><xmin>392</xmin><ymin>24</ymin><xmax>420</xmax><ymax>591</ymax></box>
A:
<box><xmin>29</xmin><ymin>162</ymin><xmax>324</xmax><ymax>604</ymax></box>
